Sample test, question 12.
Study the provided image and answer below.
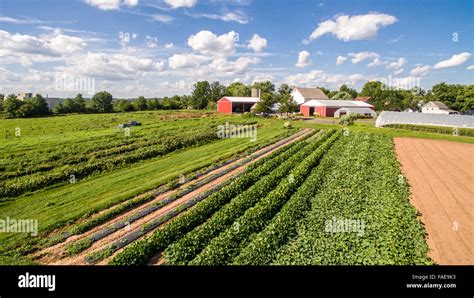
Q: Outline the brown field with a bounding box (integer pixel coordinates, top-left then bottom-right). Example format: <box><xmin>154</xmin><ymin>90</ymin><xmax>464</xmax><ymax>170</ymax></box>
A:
<box><xmin>394</xmin><ymin>137</ymin><xmax>474</xmax><ymax>265</ymax></box>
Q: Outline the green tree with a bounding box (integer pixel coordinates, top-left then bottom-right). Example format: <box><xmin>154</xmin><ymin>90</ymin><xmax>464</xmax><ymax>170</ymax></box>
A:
<box><xmin>278</xmin><ymin>84</ymin><xmax>293</xmax><ymax>95</ymax></box>
<box><xmin>27</xmin><ymin>94</ymin><xmax>50</xmax><ymax>115</ymax></box>
<box><xmin>53</xmin><ymin>102</ymin><xmax>65</xmax><ymax>114</ymax></box>
<box><xmin>191</xmin><ymin>81</ymin><xmax>211</xmax><ymax>109</ymax></box>
<box><xmin>113</xmin><ymin>99</ymin><xmax>134</xmax><ymax>112</ymax></box>
<box><xmin>278</xmin><ymin>93</ymin><xmax>298</xmax><ymax>115</ymax></box>
<box><xmin>0</xmin><ymin>94</ymin><xmax>4</xmax><ymax>111</ymax></box>
<box><xmin>17</xmin><ymin>103</ymin><xmax>36</xmax><ymax>118</ymax></box>
<box><xmin>146</xmin><ymin>98</ymin><xmax>161</xmax><ymax>110</ymax></box>
<box><xmin>90</xmin><ymin>91</ymin><xmax>113</xmax><ymax>113</ymax></box>
<box><xmin>226</xmin><ymin>82</ymin><xmax>250</xmax><ymax>97</ymax></box>
<box><xmin>330</xmin><ymin>91</ymin><xmax>352</xmax><ymax>100</ymax></box>
<box><xmin>62</xmin><ymin>98</ymin><xmax>76</xmax><ymax>113</ymax></box>
<box><xmin>3</xmin><ymin>94</ymin><xmax>22</xmax><ymax>117</ymax></box>
<box><xmin>73</xmin><ymin>93</ymin><xmax>86</xmax><ymax>113</ymax></box>
<box><xmin>254</xmin><ymin>92</ymin><xmax>275</xmax><ymax>113</ymax></box>
<box><xmin>339</xmin><ymin>84</ymin><xmax>358</xmax><ymax>98</ymax></box>
<box><xmin>133</xmin><ymin>96</ymin><xmax>148</xmax><ymax>111</ymax></box>
<box><xmin>209</xmin><ymin>81</ymin><xmax>226</xmax><ymax>103</ymax></box>
<box><xmin>252</xmin><ymin>81</ymin><xmax>275</xmax><ymax>95</ymax></box>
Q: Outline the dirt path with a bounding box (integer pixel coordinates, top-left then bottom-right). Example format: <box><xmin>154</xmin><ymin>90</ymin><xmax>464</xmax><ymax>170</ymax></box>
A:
<box><xmin>394</xmin><ymin>137</ymin><xmax>474</xmax><ymax>265</ymax></box>
<box><xmin>35</xmin><ymin>129</ymin><xmax>312</xmax><ymax>265</ymax></box>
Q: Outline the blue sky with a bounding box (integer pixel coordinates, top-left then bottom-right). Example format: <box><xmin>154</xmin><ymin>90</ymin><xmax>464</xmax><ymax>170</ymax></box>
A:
<box><xmin>1</xmin><ymin>0</ymin><xmax>473</xmax><ymax>98</ymax></box>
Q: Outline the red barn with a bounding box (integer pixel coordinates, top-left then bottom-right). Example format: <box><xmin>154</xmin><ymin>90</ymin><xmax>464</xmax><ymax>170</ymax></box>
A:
<box><xmin>300</xmin><ymin>100</ymin><xmax>375</xmax><ymax>117</ymax></box>
<box><xmin>217</xmin><ymin>97</ymin><xmax>260</xmax><ymax>114</ymax></box>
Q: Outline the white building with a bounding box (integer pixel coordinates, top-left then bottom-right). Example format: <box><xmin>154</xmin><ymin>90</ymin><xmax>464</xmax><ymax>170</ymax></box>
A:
<box><xmin>291</xmin><ymin>87</ymin><xmax>329</xmax><ymax>105</ymax></box>
<box><xmin>422</xmin><ymin>101</ymin><xmax>459</xmax><ymax>115</ymax></box>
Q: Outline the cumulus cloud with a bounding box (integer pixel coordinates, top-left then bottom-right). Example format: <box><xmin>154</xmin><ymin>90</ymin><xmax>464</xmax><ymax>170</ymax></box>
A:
<box><xmin>307</xmin><ymin>12</ymin><xmax>397</xmax><ymax>42</ymax></box>
<box><xmin>0</xmin><ymin>30</ymin><xmax>86</xmax><ymax>64</ymax></box>
<box><xmin>295</xmin><ymin>50</ymin><xmax>312</xmax><ymax>68</ymax></box>
<box><xmin>285</xmin><ymin>70</ymin><xmax>369</xmax><ymax>88</ymax></box>
<box><xmin>58</xmin><ymin>52</ymin><xmax>165</xmax><ymax>81</ymax></box>
<box><xmin>208</xmin><ymin>56</ymin><xmax>259</xmax><ymax>75</ymax></box>
<box><xmin>85</xmin><ymin>0</ymin><xmax>138</xmax><ymax>10</ymax></box>
<box><xmin>187</xmin><ymin>30</ymin><xmax>238</xmax><ymax>56</ymax></box>
<box><xmin>168</xmin><ymin>53</ymin><xmax>210</xmax><ymax>69</ymax></box>
<box><xmin>165</xmin><ymin>0</ymin><xmax>197</xmax><ymax>9</ymax></box>
<box><xmin>467</xmin><ymin>65</ymin><xmax>474</xmax><ymax>70</ymax></box>
<box><xmin>433</xmin><ymin>52</ymin><xmax>471</xmax><ymax>69</ymax></box>
<box><xmin>367</xmin><ymin>57</ymin><xmax>387</xmax><ymax>67</ymax></box>
<box><xmin>248</xmin><ymin>34</ymin><xmax>267</xmax><ymax>53</ymax></box>
<box><xmin>410</xmin><ymin>65</ymin><xmax>430</xmax><ymax>77</ymax></box>
<box><xmin>336</xmin><ymin>55</ymin><xmax>347</xmax><ymax>65</ymax></box>
<box><xmin>348</xmin><ymin>51</ymin><xmax>379</xmax><ymax>64</ymax></box>
<box><xmin>165</xmin><ymin>43</ymin><xmax>174</xmax><ymax>49</ymax></box>
<box><xmin>145</xmin><ymin>35</ymin><xmax>158</xmax><ymax>48</ymax></box>
<box><xmin>386</xmin><ymin>57</ymin><xmax>406</xmax><ymax>70</ymax></box>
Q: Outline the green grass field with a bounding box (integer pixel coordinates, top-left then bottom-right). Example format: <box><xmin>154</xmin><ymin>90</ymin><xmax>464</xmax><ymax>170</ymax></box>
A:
<box><xmin>0</xmin><ymin>110</ymin><xmax>472</xmax><ymax>265</ymax></box>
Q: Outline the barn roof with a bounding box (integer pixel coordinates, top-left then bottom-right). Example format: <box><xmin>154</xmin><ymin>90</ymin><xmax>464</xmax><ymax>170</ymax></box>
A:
<box><xmin>301</xmin><ymin>99</ymin><xmax>374</xmax><ymax>108</ymax></box>
<box><xmin>294</xmin><ymin>87</ymin><xmax>329</xmax><ymax>99</ymax></box>
<box><xmin>219</xmin><ymin>96</ymin><xmax>260</xmax><ymax>103</ymax></box>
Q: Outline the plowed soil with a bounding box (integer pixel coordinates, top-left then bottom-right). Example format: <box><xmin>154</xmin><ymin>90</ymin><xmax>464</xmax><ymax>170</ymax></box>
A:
<box><xmin>394</xmin><ymin>137</ymin><xmax>474</xmax><ymax>265</ymax></box>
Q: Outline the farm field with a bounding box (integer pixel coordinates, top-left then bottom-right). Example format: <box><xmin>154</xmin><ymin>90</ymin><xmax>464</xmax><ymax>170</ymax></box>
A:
<box><xmin>1</xmin><ymin>110</ymin><xmax>472</xmax><ymax>266</ymax></box>
<box><xmin>0</xmin><ymin>111</ymin><xmax>296</xmax><ymax>264</ymax></box>
<box><xmin>395</xmin><ymin>138</ymin><xmax>474</xmax><ymax>265</ymax></box>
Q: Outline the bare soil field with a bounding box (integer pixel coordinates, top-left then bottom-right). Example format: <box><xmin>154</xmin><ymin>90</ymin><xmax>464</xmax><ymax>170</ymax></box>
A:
<box><xmin>394</xmin><ymin>137</ymin><xmax>474</xmax><ymax>265</ymax></box>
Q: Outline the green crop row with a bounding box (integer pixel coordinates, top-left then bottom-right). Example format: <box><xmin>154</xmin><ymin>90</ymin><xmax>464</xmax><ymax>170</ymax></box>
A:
<box><xmin>162</xmin><ymin>129</ymin><xmax>333</xmax><ymax>264</ymax></box>
<box><xmin>232</xmin><ymin>133</ymin><xmax>352</xmax><ymax>265</ymax></box>
<box><xmin>273</xmin><ymin>133</ymin><xmax>431</xmax><ymax>265</ymax></box>
<box><xmin>108</xmin><ymin>129</ymin><xmax>319</xmax><ymax>265</ymax></box>
<box><xmin>1</xmin><ymin>128</ymin><xmax>219</xmax><ymax>199</ymax></box>
<box><xmin>189</xmin><ymin>130</ymin><xmax>342</xmax><ymax>265</ymax></box>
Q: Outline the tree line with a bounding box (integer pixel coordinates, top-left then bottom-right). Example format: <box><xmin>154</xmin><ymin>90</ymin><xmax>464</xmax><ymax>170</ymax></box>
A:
<box><xmin>0</xmin><ymin>81</ymin><xmax>472</xmax><ymax>118</ymax></box>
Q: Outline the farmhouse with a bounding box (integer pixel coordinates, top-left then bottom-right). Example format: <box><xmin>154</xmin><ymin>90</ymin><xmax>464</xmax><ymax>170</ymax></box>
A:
<box><xmin>217</xmin><ymin>96</ymin><xmax>260</xmax><ymax>114</ymax></box>
<box><xmin>422</xmin><ymin>101</ymin><xmax>459</xmax><ymax>114</ymax></box>
<box><xmin>291</xmin><ymin>87</ymin><xmax>329</xmax><ymax>105</ymax></box>
<box><xmin>300</xmin><ymin>100</ymin><xmax>375</xmax><ymax>117</ymax></box>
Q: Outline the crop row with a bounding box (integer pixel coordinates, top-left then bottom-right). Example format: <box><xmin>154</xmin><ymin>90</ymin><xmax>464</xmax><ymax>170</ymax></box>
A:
<box><xmin>272</xmin><ymin>133</ymin><xmax>431</xmax><ymax>265</ymax></box>
<box><xmin>232</xmin><ymin>133</ymin><xmax>354</xmax><ymax>264</ymax></box>
<box><xmin>1</xmin><ymin>128</ymin><xmax>220</xmax><ymax>199</ymax></box>
<box><xmin>162</xmin><ymin>129</ymin><xmax>332</xmax><ymax>264</ymax></box>
<box><xmin>108</xmin><ymin>129</ymin><xmax>320</xmax><ymax>265</ymax></box>
<box><xmin>189</xmin><ymin>130</ymin><xmax>341</xmax><ymax>265</ymax></box>
<box><xmin>64</xmin><ymin>128</ymin><xmax>308</xmax><ymax>255</ymax></box>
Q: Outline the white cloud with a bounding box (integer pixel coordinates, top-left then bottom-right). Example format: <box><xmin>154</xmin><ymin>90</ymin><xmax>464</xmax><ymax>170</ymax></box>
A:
<box><xmin>392</xmin><ymin>68</ymin><xmax>404</xmax><ymax>75</ymax></box>
<box><xmin>386</xmin><ymin>57</ymin><xmax>406</xmax><ymax>70</ymax></box>
<box><xmin>367</xmin><ymin>57</ymin><xmax>386</xmax><ymax>67</ymax></box>
<box><xmin>348</xmin><ymin>52</ymin><xmax>379</xmax><ymax>64</ymax></box>
<box><xmin>187</xmin><ymin>30</ymin><xmax>238</xmax><ymax>56</ymax></box>
<box><xmin>0</xmin><ymin>30</ymin><xmax>86</xmax><ymax>63</ymax></box>
<box><xmin>467</xmin><ymin>65</ymin><xmax>474</xmax><ymax>70</ymax></box>
<box><xmin>151</xmin><ymin>14</ymin><xmax>174</xmax><ymax>23</ymax></box>
<box><xmin>410</xmin><ymin>65</ymin><xmax>430</xmax><ymax>77</ymax></box>
<box><xmin>307</xmin><ymin>13</ymin><xmax>397</xmax><ymax>42</ymax></box>
<box><xmin>186</xmin><ymin>10</ymin><xmax>250</xmax><ymax>24</ymax></box>
<box><xmin>119</xmin><ymin>31</ymin><xmax>131</xmax><ymax>47</ymax></box>
<box><xmin>85</xmin><ymin>0</ymin><xmax>138</xmax><ymax>10</ymax></box>
<box><xmin>208</xmin><ymin>56</ymin><xmax>259</xmax><ymax>75</ymax></box>
<box><xmin>0</xmin><ymin>16</ymin><xmax>44</xmax><ymax>24</ymax></box>
<box><xmin>248</xmin><ymin>34</ymin><xmax>267</xmax><ymax>53</ymax></box>
<box><xmin>433</xmin><ymin>52</ymin><xmax>471</xmax><ymax>69</ymax></box>
<box><xmin>165</xmin><ymin>43</ymin><xmax>174</xmax><ymax>49</ymax></box>
<box><xmin>165</xmin><ymin>0</ymin><xmax>197</xmax><ymax>9</ymax></box>
<box><xmin>285</xmin><ymin>69</ymin><xmax>369</xmax><ymax>88</ymax></box>
<box><xmin>58</xmin><ymin>52</ymin><xmax>165</xmax><ymax>81</ymax></box>
<box><xmin>336</xmin><ymin>55</ymin><xmax>347</xmax><ymax>65</ymax></box>
<box><xmin>295</xmin><ymin>50</ymin><xmax>312</xmax><ymax>68</ymax></box>
<box><xmin>168</xmin><ymin>53</ymin><xmax>210</xmax><ymax>69</ymax></box>
<box><xmin>145</xmin><ymin>35</ymin><xmax>158</xmax><ymax>48</ymax></box>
